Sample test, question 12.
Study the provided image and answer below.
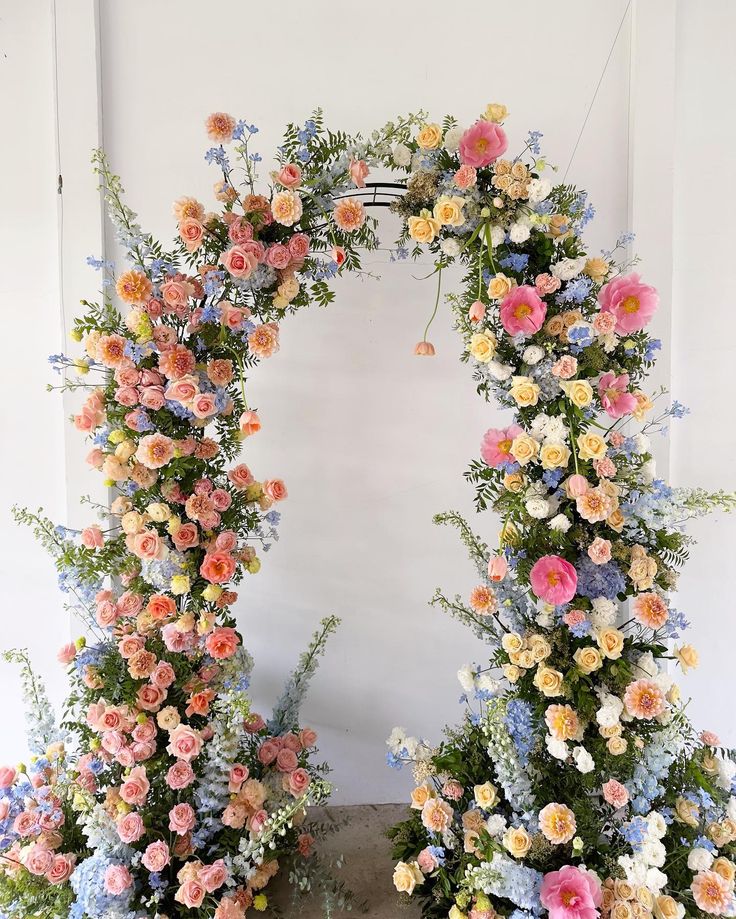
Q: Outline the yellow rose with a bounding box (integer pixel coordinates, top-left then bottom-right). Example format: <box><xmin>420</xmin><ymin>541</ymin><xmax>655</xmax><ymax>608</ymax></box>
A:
<box><xmin>504</xmin><ymin>664</ymin><xmax>522</xmax><ymax>683</ymax></box>
<box><xmin>528</xmin><ymin>635</ymin><xmax>552</xmax><ymax>662</ymax></box>
<box><xmin>632</xmin><ymin>391</ymin><xmax>654</xmax><ymax>421</ymax></box>
<box><xmin>666</xmin><ymin>683</ymin><xmax>681</xmax><ymax>704</ymax></box>
<box><xmin>121</xmin><ymin>511</ymin><xmax>145</xmax><ymax>535</ymax></box>
<box><xmin>510</xmin><ymin>434</ymin><xmax>539</xmax><ymax>466</ymax></box>
<box><xmin>416</xmin><ymin>123</ymin><xmax>443</xmax><ymax>149</ymax></box>
<box><xmin>708</xmin><ymin>822</ymin><xmax>732</xmax><ymax>847</ymax></box>
<box><xmin>574</xmin><ymin>647</ymin><xmax>603</xmax><ymax>674</ymax></box>
<box><xmin>674</xmin><ymin>796</ymin><xmax>700</xmax><ymax>827</ymax></box>
<box><xmin>628</xmin><ymin>545</ymin><xmax>658</xmax><ymax>590</ymax></box>
<box><xmin>487</xmin><ymin>273</ymin><xmax>515</xmax><ymax>300</ymax></box>
<box><xmin>577</xmin><ymin>432</ymin><xmax>608</xmax><ymax>461</ymax></box>
<box><xmin>484</xmin><ymin>103</ymin><xmax>509</xmax><ymax>123</ymax></box>
<box><xmin>503</xmin><ymin>825</ymin><xmax>532</xmax><ymax>858</ymax></box>
<box><xmin>540</xmin><ymin>442</ymin><xmax>571</xmax><ymax>470</ymax></box>
<box><xmin>599</xmin><ymin>723</ymin><xmax>622</xmax><ymax>738</ymax></box>
<box><xmin>115</xmin><ymin>440</ymin><xmax>136</xmax><ymax>462</ymax></box>
<box><xmin>533</xmin><ymin>666</ymin><xmax>564</xmax><ymax>697</ymax></box>
<box><xmin>713</xmin><ymin>858</ymin><xmax>736</xmax><ymax>884</ymax></box>
<box><xmin>596</xmin><ymin>628</ymin><xmax>624</xmax><ymax>660</ymax></box>
<box><xmin>503</xmin><ymin>472</ymin><xmax>526</xmax><ymax>493</ymax></box>
<box><xmin>474</xmin><ymin>781</ymin><xmax>499</xmax><ymax>810</ymax></box>
<box><xmin>611</xmin><ymin>900</ymin><xmax>634</xmax><ymax>919</ymax></box>
<box><xmin>614</xmin><ymin>880</ymin><xmax>635</xmax><ymax>901</ymax></box>
<box><xmin>433</xmin><ymin>194</ymin><xmax>466</xmax><ymax>227</ymax></box>
<box><xmin>410</xmin><ymin>782</ymin><xmax>436</xmax><ymax>810</ymax></box>
<box><xmin>674</xmin><ymin>644</ymin><xmax>699</xmax><ymax>672</ymax></box>
<box><xmin>502</xmin><ymin>632</ymin><xmax>524</xmax><ymax>654</ymax></box>
<box><xmin>516</xmin><ymin>649</ymin><xmax>536</xmax><ymax>669</ymax></box>
<box><xmin>170</xmin><ymin>574</ymin><xmax>190</xmax><ymax>595</ymax></box>
<box><xmin>547</xmin><ymin>214</ymin><xmax>573</xmax><ymax>240</ymax></box>
<box><xmin>408</xmin><ymin>209</ymin><xmax>441</xmax><ymax>244</ymax></box>
<box><xmin>157</xmin><ymin>706</ymin><xmax>181</xmax><ymax>731</ymax></box>
<box><xmin>468</xmin><ymin>332</ymin><xmax>498</xmax><ymax>363</ymax></box>
<box><xmin>509</xmin><ymin>375</ymin><xmax>540</xmax><ymax>407</ymax></box>
<box><xmin>607</xmin><ymin>508</ymin><xmax>625</xmax><ymax>532</ymax></box>
<box><xmin>654</xmin><ymin>897</ymin><xmax>683</xmax><ymax>919</ymax></box>
<box><xmin>584</xmin><ymin>257</ymin><xmax>609</xmax><ymax>283</ymax></box>
<box><xmin>392</xmin><ymin>860</ymin><xmax>424</xmax><ymax>895</ymax></box>
<box><xmin>561</xmin><ymin>379</ymin><xmax>594</xmax><ymax>408</ymax></box>
<box><xmin>607</xmin><ymin>736</ymin><xmax>628</xmax><ymax>756</ymax></box>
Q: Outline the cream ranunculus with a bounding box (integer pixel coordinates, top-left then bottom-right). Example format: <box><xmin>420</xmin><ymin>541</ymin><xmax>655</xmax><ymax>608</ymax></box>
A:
<box><xmin>484</xmin><ymin>102</ymin><xmax>509</xmax><ymax>123</ymax></box>
<box><xmin>540</xmin><ymin>441</ymin><xmax>571</xmax><ymax>470</ymax></box>
<box><xmin>509</xmin><ymin>376</ymin><xmax>540</xmax><ymax>407</ymax></box>
<box><xmin>534</xmin><ymin>666</ymin><xmax>564</xmax><ymax>697</ymax></box>
<box><xmin>574</xmin><ymin>646</ymin><xmax>603</xmax><ymax>674</ymax></box>
<box><xmin>468</xmin><ymin>332</ymin><xmax>498</xmax><ymax>363</ymax></box>
<box><xmin>408</xmin><ymin>209</ymin><xmax>441</xmax><ymax>244</ymax></box>
<box><xmin>416</xmin><ymin>123</ymin><xmax>443</xmax><ymax>149</ymax></box>
<box><xmin>561</xmin><ymin>379</ymin><xmax>594</xmax><ymax>408</ymax></box>
<box><xmin>433</xmin><ymin>195</ymin><xmax>466</xmax><ymax>227</ymax></box>
<box><xmin>510</xmin><ymin>434</ymin><xmax>540</xmax><ymax>466</ymax></box>
<box><xmin>577</xmin><ymin>432</ymin><xmax>608</xmax><ymax>461</ymax></box>
<box><xmin>392</xmin><ymin>860</ymin><xmax>424</xmax><ymax>895</ymax></box>
<box><xmin>474</xmin><ymin>781</ymin><xmax>499</xmax><ymax>810</ymax></box>
<box><xmin>597</xmin><ymin>627</ymin><xmax>625</xmax><ymax>660</ymax></box>
<box><xmin>503</xmin><ymin>825</ymin><xmax>532</xmax><ymax>858</ymax></box>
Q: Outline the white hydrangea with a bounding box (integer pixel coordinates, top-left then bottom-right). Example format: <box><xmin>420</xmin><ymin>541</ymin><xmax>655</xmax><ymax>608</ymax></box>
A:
<box><xmin>487</xmin><ymin>360</ymin><xmax>513</xmax><ymax>381</ymax></box>
<box><xmin>457</xmin><ymin>665</ymin><xmax>476</xmax><ymax>694</ymax></box>
<box><xmin>523</xmin><ymin>345</ymin><xmax>545</xmax><ymax>365</ymax></box>
<box><xmin>509</xmin><ymin>222</ymin><xmax>531</xmax><ymax>244</ymax></box>
<box><xmin>526</xmin><ymin>497</ymin><xmax>551</xmax><ymax>519</ymax></box>
<box><xmin>572</xmin><ymin>746</ymin><xmax>595</xmax><ymax>774</ymax></box>
<box><xmin>527</xmin><ymin>177</ymin><xmax>552</xmax><ymax>204</ymax></box>
<box><xmin>392</xmin><ymin>143</ymin><xmax>412</xmax><ymax>167</ymax></box>
<box><xmin>551</xmin><ymin>256</ymin><xmax>587</xmax><ymax>281</ymax></box>
<box><xmin>688</xmin><ymin>848</ymin><xmax>715</xmax><ymax>872</ymax></box>
<box><xmin>444</xmin><ymin>125</ymin><xmax>465</xmax><ymax>153</ymax></box>
<box><xmin>589</xmin><ymin>597</ymin><xmax>618</xmax><ymax>629</ymax></box>
<box><xmin>440</xmin><ymin>238</ymin><xmax>461</xmax><ymax>258</ymax></box>
<box><xmin>549</xmin><ymin>514</ymin><xmax>571</xmax><ymax>533</ymax></box>
<box><xmin>536</xmin><ymin>605</ymin><xmax>555</xmax><ymax>629</ymax></box>
<box><xmin>490</xmin><ymin>225</ymin><xmax>506</xmax><ymax>247</ymax></box>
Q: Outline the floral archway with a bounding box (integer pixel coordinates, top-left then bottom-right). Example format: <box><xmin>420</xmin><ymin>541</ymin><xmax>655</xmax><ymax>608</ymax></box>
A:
<box><xmin>2</xmin><ymin>104</ymin><xmax>735</xmax><ymax>919</ymax></box>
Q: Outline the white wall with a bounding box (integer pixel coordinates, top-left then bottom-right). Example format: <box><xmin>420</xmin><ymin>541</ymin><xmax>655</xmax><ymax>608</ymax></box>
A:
<box><xmin>0</xmin><ymin>0</ymin><xmax>732</xmax><ymax>805</ymax></box>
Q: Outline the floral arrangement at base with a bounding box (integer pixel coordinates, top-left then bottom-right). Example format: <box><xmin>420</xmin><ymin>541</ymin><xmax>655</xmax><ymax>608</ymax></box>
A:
<box><xmin>0</xmin><ymin>109</ymin><xmax>418</xmax><ymax>919</ymax></box>
<box><xmin>382</xmin><ymin>104</ymin><xmax>736</xmax><ymax>919</ymax></box>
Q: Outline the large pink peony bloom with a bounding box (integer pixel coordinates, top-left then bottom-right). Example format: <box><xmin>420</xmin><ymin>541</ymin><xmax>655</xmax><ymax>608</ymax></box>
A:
<box><xmin>598</xmin><ymin>371</ymin><xmax>638</xmax><ymax>419</ymax></box>
<box><xmin>597</xmin><ymin>272</ymin><xmax>658</xmax><ymax>333</ymax></box>
<box><xmin>530</xmin><ymin>555</ymin><xmax>578</xmax><ymax>605</ymax></box>
<box><xmin>480</xmin><ymin>425</ymin><xmax>523</xmax><ymax>468</ymax></box>
<box><xmin>458</xmin><ymin>120</ymin><xmax>508</xmax><ymax>168</ymax></box>
<box><xmin>541</xmin><ymin>865</ymin><xmax>602</xmax><ymax>919</ymax></box>
<box><xmin>500</xmin><ymin>285</ymin><xmax>548</xmax><ymax>336</ymax></box>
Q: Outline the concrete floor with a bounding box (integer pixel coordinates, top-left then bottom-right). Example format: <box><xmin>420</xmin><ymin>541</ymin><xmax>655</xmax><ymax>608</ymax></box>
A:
<box><xmin>270</xmin><ymin>804</ymin><xmax>422</xmax><ymax>918</ymax></box>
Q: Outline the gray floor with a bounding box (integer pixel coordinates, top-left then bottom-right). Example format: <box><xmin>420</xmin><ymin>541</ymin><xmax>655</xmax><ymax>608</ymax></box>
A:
<box><xmin>270</xmin><ymin>804</ymin><xmax>422</xmax><ymax>918</ymax></box>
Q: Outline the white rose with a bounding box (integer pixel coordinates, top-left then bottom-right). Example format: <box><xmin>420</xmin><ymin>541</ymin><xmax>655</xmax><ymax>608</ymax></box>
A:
<box><xmin>546</xmin><ymin>735</ymin><xmax>569</xmax><ymax>761</ymax></box>
<box><xmin>590</xmin><ymin>597</ymin><xmax>618</xmax><ymax>629</ymax></box>
<box><xmin>487</xmin><ymin>360</ymin><xmax>513</xmax><ymax>381</ymax></box>
<box><xmin>490</xmin><ymin>225</ymin><xmax>505</xmax><ymax>247</ymax></box>
<box><xmin>443</xmin><ymin>125</ymin><xmax>464</xmax><ymax>152</ymax></box>
<box><xmin>392</xmin><ymin>143</ymin><xmax>411</xmax><ymax>167</ymax></box>
<box><xmin>596</xmin><ymin>693</ymin><xmax>624</xmax><ymax>728</ymax></box>
<box><xmin>536</xmin><ymin>607</ymin><xmax>555</xmax><ymax>629</ymax></box>
<box><xmin>647</xmin><ymin>811</ymin><xmax>667</xmax><ymax>839</ymax></box>
<box><xmin>457</xmin><ymin>665</ymin><xmax>476</xmax><ymax>694</ymax></box>
<box><xmin>642</xmin><ymin>839</ymin><xmax>666</xmax><ymax>868</ymax></box>
<box><xmin>687</xmin><ymin>848</ymin><xmax>714</xmax><ymax>872</ymax></box>
<box><xmin>523</xmin><ymin>345</ymin><xmax>545</xmax><ymax>365</ymax></box>
<box><xmin>486</xmin><ymin>814</ymin><xmax>507</xmax><ymax>837</ymax></box>
<box><xmin>572</xmin><ymin>746</ymin><xmax>595</xmax><ymax>773</ymax></box>
<box><xmin>645</xmin><ymin>868</ymin><xmax>669</xmax><ymax>894</ymax></box>
<box><xmin>509</xmin><ymin>222</ymin><xmax>531</xmax><ymax>244</ymax></box>
<box><xmin>440</xmin><ymin>238</ymin><xmax>461</xmax><ymax>258</ymax></box>
<box><xmin>527</xmin><ymin>177</ymin><xmax>551</xmax><ymax>204</ymax></box>
<box><xmin>549</xmin><ymin>514</ymin><xmax>571</xmax><ymax>533</ymax></box>
<box><xmin>551</xmin><ymin>256</ymin><xmax>587</xmax><ymax>281</ymax></box>
<box><xmin>526</xmin><ymin>497</ymin><xmax>550</xmax><ymax>519</ymax></box>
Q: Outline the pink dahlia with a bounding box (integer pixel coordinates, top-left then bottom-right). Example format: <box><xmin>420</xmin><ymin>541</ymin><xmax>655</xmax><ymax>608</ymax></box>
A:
<box><xmin>480</xmin><ymin>425</ymin><xmax>523</xmax><ymax>468</ymax></box>
<box><xmin>499</xmin><ymin>285</ymin><xmax>548</xmax><ymax>336</ymax></box>
<box><xmin>597</xmin><ymin>272</ymin><xmax>658</xmax><ymax>333</ymax></box>
<box><xmin>458</xmin><ymin>120</ymin><xmax>508</xmax><ymax>168</ymax></box>
<box><xmin>530</xmin><ymin>555</ymin><xmax>578</xmax><ymax>605</ymax></box>
<box><xmin>541</xmin><ymin>866</ymin><xmax>602</xmax><ymax>919</ymax></box>
<box><xmin>598</xmin><ymin>372</ymin><xmax>637</xmax><ymax>419</ymax></box>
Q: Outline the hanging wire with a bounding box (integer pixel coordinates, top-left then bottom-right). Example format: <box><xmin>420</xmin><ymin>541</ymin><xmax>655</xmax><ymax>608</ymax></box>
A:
<box><xmin>563</xmin><ymin>0</ymin><xmax>633</xmax><ymax>181</ymax></box>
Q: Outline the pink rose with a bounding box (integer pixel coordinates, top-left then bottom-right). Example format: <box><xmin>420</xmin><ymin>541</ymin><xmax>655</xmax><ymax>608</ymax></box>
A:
<box><xmin>205</xmin><ymin>626</ymin><xmax>240</xmax><ymax>660</ymax></box>
<box><xmin>199</xmin><ymin>858</ymin><xmax>228</xmax><ymax>892</ymax></box>
<box><xmin>249</xmin><ymin>809</ymin><xmax>268</xmax><ymax>834</ymax></box>
<box><xmin>114</xmin><ymin>385</ymin><xmax>139</xmax><ymax>407</ymax></box>
<box><xmin>220</xmin><ymin>245</ymin><xmax>258</xmax><ymax>279</ymax></box>
<box><xmin>281</xmin><ymin>732</ymin><xmax>302</xmax><ymax>752</ymax></box>
<box><xmin>263</xmin><ymin>478</ymin><xmax>288</xmax><ymax>502</ymax></box>
<box><xmin>227</xmin><ymin>463</ymin><xmax>254</xmax><ymax>489</ymax></box>
<box><xmin>276</xmin><ymin>748</ymin><xmax>298</xmax><ymax>773</ymax></box>
<box><xmin>228</xmin><ymin>217</ymin><xmax>254</xmax><ymax>245</ymax></box>
<box><xmin>288</xmin><ymin>233</ymin><xmax>310</xmax><ymax>260</ymax></box>
<box><xmin>82</xmin><ymin>525</ymin><xmax>104</xmax><ymax>549</ymax></box>
<box><xmin>46</xmin><ymin>853</ymin><xmax>75</xmax><ymax>885</ymax></box>
<box><xmin>172</xmin><ymin>522</ymin><xmax>199</xmax><ymax>551</ymax></box>
<box><xmin>151</xmin><ymin>661</ymin><xmax>176</xmax><ymax>689</ymax></box>
<box><xmin>165</xmin><ymin>375</ymin><xmax>199</xmax><ymax>405</ymax></box>
<box><xmin>244</xmin><ymin>713</ymin><xmax>266</xmax><ymax>733</ymax></box>
<box><xmin>179</xmin><ymin>217</ymin><xmax>204</xmax><ymax>252</ymax></box>
<box><xmin>160</xmin><ymin>279</ymin><xmax>193</xmax><ymax>312</ymax></box>
<box><xmin>228</xmin><ymin>764</ymin><xmax>249</xmax><ymax>793</ymax></box>
<box><xmin>166</xmin><ymin>760</ymin><xmax>195</xmax><ymax>790</ymax></box>
<box><xmin>349</xmin><ymin>158</ymin><xmax>370</xmax><ymax>188</ymax></box>
<box><xmin>191</xmin><ymin>391</ymin><xmax>217</xmax><ymax>419</ymax></box>
<box><xmin>211</xmin><ymin>488</ymin><xmax>232</xmax><ymax>511</ymax></box>
<box><xmin>25</xmin><ymin>843</ymin><xmax>54</xmax><ymax>876</ymax></box>
<box><xmin>258</xmin><ymin>740</ymin><xmax>279</xmax><ymax>766</ymax></box>
<box><xmin>499</xmin><ymin>285</ymin><xmax>547</xmax><ymax>336</ymax></box>
<box><xmin>215</xmin><ymin>531</ymin><xmax>237</xmax><ymax>552</ymax></box>
<box><xmin>298</xmin><ymin>728</ymin><xmax>318</xmax><ymax>749</ymax></box>
<box><xmin>166</xmin><ymin>725</ymin><xmax>203</xmax><ymax>762</ymax></box>
<box><xmin>0</xmin><ymin>767</ymin><xmax>16</xmax><ymax>789</ymax></box>
<box><xmin>530</xmin><ymin>556</ymin><xmax>578</xmax><ymax>606</ymax></box>
<box><xmin>117</xmin><ymin>591</ymin><xmax>143</xmax><ymax>618</ymax></box>
<box><xmin>175</xmin><ymin>878</ymin><xmax>206</xmax><ymax>908</ymax></box>
<box><xmin>104</xmin><ymin>864</ymin><xmax>133</xmax><ymax>896</ymax></box>
<box><xmin>130</xmin><ymin>530</ymin><xmax>164</xmax><ymax>561</ymax></box>
<box><xmin>298</xmin><ymin>832</ymin><xmax>315</xmax><ymax>857</ymax></box>
<box><xmin>458</xmin><ymin>120</ymin><xmax>508</xmax><ymax>168</ymax></box>
<box><xmin>288</xmin><ymin>767</ymin><xmax>310</xmax><ymax>796</ymax></box>
<box><xmin>136</xmin><ymin>683</ymin><xmax>167</xmax><ymax>712</ymax></box>
<box><xmin>13</xmin><ymin>811</ymin><xmax>37</xmax><ymax>836</ymax></box>
<box><xmin>265</xmin><ymin>243</ymin><xmax>292</xmax><ymax>270</ymax></box>
<box><xmin>95</xmin><ymin>599</ymin><xmax>119</xmax><ymax>629</ymax></box>
<box><xmin>200</xmin><ymin>553</ymin><xmax>237</xmax><ymax>585</ymax></box>
<box><xmin>169</xmin><ymin>802</ymin><xmax>196</xmax><ymax>835</ymax></box>
<box><xmin>142</xmin><ymin>839</ymin><xmax>170</xmax><ymax>872</ymax></box>
<box><xmin>132</xmin><ymin>718</ymin><xmax>157</xmax><ymax>744</ymax></box>
<box><xmin>118</xmin><ymin>635</ymin><xmax>145</xmax><ymax>659</ymax></box>
<box><xmin>139</xmin><ymin>386</ymin><xmax>166</xmax><ymax>410</ymax></box>
<box><xmin>57</xmin><ymin>643</ymin><xmax>77</xmax><ymax>665</ymax></box>
<box><xmin>277</xmin><ymin>163</ymin><xmax>302</xmax><ymax>189</ymax></box>
<box><xmin>117</xmin><ymin>811</ymin><xmax>145</xmax><ymax>843</ymax></box>
<box><xmin>120</xmin><ymin>766</ymin><xmax>150</xmax><ymax>806</ymax></box>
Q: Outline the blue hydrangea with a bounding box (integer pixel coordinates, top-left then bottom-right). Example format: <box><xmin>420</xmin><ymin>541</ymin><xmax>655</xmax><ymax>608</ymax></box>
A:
<box><xmin>575</xmin><ymin>556</ymin><xmax>626</xmax><ymax>600</ymax></box>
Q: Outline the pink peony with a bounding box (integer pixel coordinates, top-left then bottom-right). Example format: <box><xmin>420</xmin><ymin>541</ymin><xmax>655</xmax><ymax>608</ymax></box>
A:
<box><xmin>601</xmin><ymin>779</ymin><xmax>629</xmax><ymax>809</ymax></box>
<box><xmin>458</xmin><ymin>120</ymin><xmax>508</xmax><ymax>168</ymax></box>
<box><xmin>530</xmin><ymin>556</ymin><xmax>578</xmax><ymax>605</ymax></box>
<box><xmin>166</xmin><ymin>760</ymin><xmax>195</xmax><ymax>790</ymax></box>
<box><xmin>169</xmin><ymin>802</ymin><xmax>196</xmax><ymax>835</ymax></box>
<box><xmin>480</xmin><ymin>425</ymin><xmax>523</xmax><ymax>468</ymax></box>
<box><xmin>104</xmin><ymin>864</ymin><xmax>133</xmax><ymax>896</ymax></box>
<box><xmin>598</xmin><ymin>272</ymin><xmax>658</xmax><ymax>333</ymax></box>
<box><xmin>142</xmin><ymin>840</ymin><xmax>170</xmax><ymax>873</ymax></box>
<box><xmin>117</xmin><ymin>811</ymin><xmax>145</xmax><ymax>843</ymax></box>
<box><xmin>499</xmin><ymin>285</ymin><xmax>547</xmax><ymax>336</ymax></box>
<box><xmin>541</xmin><ymin>865</ymin><xmax>602</xmax><ymax>919</ymax></box>
<box><xmin>598</xmin><ymin>371</ymin><xmax>637</xmax><ymax>419</ymax></box>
